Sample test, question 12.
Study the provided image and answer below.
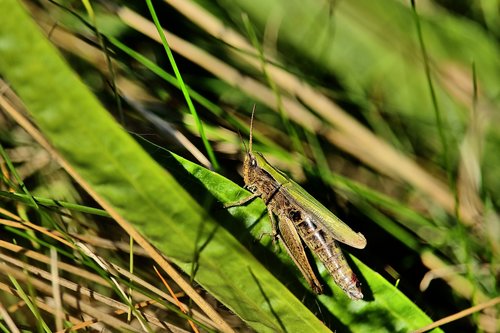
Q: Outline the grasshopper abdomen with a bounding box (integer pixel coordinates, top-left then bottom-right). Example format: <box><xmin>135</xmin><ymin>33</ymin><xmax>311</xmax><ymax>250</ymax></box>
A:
<box><xmin>271</xmin><ymin>189</ymin><xmax>363</xmax><ymax>300</ymax></box>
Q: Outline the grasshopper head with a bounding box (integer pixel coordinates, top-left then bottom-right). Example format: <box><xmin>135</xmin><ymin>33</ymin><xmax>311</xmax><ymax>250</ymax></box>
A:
<box><xmin>243</xmin><ymin>152</ymin><xmax>258</xmax><ymax>186</ymax></box>
<box><xmin>243</xmin><ymin>151</ymin><xmax>268</xmax><ymax>188</ymax></box>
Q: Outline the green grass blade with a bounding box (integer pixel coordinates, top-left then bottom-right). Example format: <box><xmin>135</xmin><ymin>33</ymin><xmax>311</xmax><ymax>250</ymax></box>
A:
<box><xmin>174</xmin><ymin>151</ymin><xmax>443</xmax><ymax>333</ymax></box>
<box><xmin>8</xmin><ymin>275</ymin><xmax>51</xmax><ymax>333</ymax></box>
<box><xmin>0</xmin><ymin>190</ymin><xmax>110</xmax><ymax>217</ymax></box>
<box><xmin>145</xmin><ymin>0</ymin><xmax>219</xmax><ymax>171</ymax></box>
<box><xmin>410</xmin><ymin>0</ymin><xmax>451</xmax><ymax>186</ymax></box>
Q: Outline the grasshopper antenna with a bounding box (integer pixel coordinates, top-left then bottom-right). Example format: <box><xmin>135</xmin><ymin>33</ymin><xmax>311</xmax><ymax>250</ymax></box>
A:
<box><xmin>249</xmin><ymin>104</ymin><xmax>256</xmax><ymax>153</ymax></box>
<box><xmin>238</xmin><ymin>130</ymin><xmax>248</xmax><ymax>154</ymax></box>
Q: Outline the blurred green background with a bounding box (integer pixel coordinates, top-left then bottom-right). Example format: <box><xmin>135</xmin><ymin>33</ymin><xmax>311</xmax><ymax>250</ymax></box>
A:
<box><xmin>0</xmin><ymin>0</ymin><xmax>498</xmax><ymax>332</ymax></box>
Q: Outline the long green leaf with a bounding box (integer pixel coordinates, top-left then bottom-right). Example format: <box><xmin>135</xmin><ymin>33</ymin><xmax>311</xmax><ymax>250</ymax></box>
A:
<box><xmin>174</xmin><ymin>151</ymin><xmax>442</xmax><ymax>332</ymax></box>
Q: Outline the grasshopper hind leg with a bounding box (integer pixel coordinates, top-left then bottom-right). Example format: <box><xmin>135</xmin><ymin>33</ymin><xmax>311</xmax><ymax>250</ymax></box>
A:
<box><xmin>278</xmin><ymin>216</ymin><xmax>323</xmax><ymax>294</ymax></box>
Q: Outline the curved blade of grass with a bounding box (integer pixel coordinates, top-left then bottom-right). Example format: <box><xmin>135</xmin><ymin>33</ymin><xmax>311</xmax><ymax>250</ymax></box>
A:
<box><xmin>0</xmin><ymin>191</ymin><xmax>110</xmax><ymax>217</ymax></box>
<box><xmin>173</xmin><ymin>151</ymin><xmax>443</xmax><ymax>333</ymax></box>
<box><xmin>7</xmin><ymin>275</ymin><xmax>51</xmax><ymax>333</ymax></box>
<box><xmin>145</xmin><ymin>0</ymin><xmax>218</xmax><ymax>171</ymax></box>
<box><xmin>0</xmin><ymin>1</ymin><xmax>328</xmax><ymax>332</ymax></box>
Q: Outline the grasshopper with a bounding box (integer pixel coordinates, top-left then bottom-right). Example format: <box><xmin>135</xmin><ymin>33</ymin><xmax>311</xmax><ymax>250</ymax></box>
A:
<box><xmin>226</xmin><ymin>107</ymin><xmax>367</xmax><ymax>300</ymax></box>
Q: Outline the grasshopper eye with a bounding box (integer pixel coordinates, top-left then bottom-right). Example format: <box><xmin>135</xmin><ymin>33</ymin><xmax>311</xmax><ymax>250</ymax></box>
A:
<box><xmin>250</xmin><ymin>158</ymin><xmax>257</xmax><ymax>167</ymax></box>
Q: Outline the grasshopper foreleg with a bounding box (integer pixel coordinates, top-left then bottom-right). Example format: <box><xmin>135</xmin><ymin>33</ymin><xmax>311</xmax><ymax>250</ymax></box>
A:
<box><xmin>256</xmin><ymin>210</ymin><xmax>280</xmax><ymax>251</ymax></box>
<box><xmin>224</xmin><ymin>192</ymin><xmax>261</xmax><ymax>208</ymax></box>
<box><xmin>267</xmin><ymin>209</ymin><xmax>279</xmax><ymax>240</ymax></box>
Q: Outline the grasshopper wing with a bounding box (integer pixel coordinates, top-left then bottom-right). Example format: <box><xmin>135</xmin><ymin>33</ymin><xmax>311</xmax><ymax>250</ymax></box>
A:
<box><xmin>253</xmin><ymin>152</ymin><xmax>366</xmax><ymax>249</ymax></box>
<box><xmin>282</xmin><ymin>180</ymin><xmax>367</xmax><ymax>249</ymax></box>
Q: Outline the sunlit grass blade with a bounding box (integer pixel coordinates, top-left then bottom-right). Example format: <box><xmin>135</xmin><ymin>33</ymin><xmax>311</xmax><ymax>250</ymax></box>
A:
<box><xmin>145</xmin><ymin>0</ymin><xmax>218</xmax><ymax>171</ymax></box>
